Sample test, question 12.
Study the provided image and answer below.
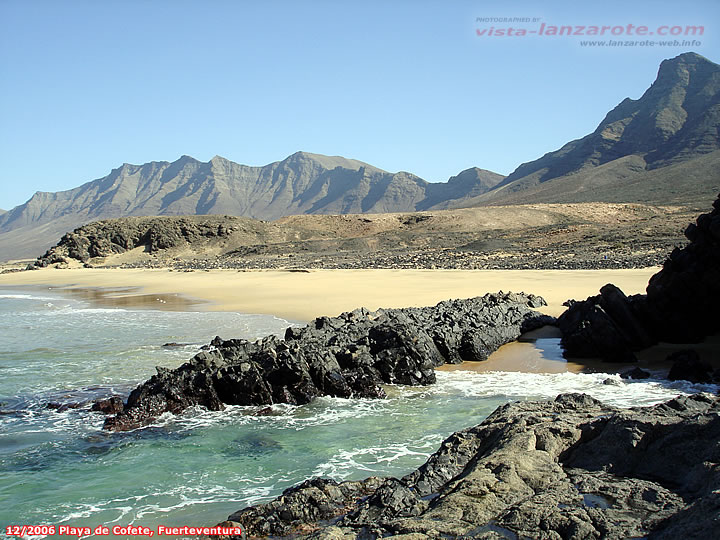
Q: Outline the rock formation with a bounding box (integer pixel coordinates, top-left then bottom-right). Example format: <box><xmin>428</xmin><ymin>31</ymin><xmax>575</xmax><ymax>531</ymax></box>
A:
<box><xmin>103</xmin><ymin>293</ymin><xmax>552</xmax><ymax>431</ymax></box>
<box><xmin>213</xmin><ymin>393</ymin><xmax>720</xmax><ymax>539</ymax></box>
<box><xmin>558</xmin><ymin>194</ymin><xmax>720</xmax><ymax>362</ymax></box>
<box><xmin>30</xmin><ymin>216</ymin><xmax>239</xmax><ymax>267</ymax></box>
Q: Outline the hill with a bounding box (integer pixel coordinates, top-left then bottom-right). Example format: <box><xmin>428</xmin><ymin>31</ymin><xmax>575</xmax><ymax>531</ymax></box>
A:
<box><xmin>29</xmin><ymin>202</ymin><xmax>696</xmax><ymax>271</ymax></box>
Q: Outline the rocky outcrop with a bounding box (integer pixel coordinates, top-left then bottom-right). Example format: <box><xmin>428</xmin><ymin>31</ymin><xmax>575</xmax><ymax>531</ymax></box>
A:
<box><xmin>645</xmin><ymin>195</ymin><xmax>720</xmax><ymax>342</ymax></box>
<box><xmin>558</xmin><ymin>284</ymin><xmax>655</xmax><ymax>362</ymax></box>
<box><xmin>213</xmin><ymin>393</ymin><xmax>720</xmax><ymax>539</ymax></box>
<box><xmin>667</xmin><ymin>350</ymin><xmax>716</xmax><ymax>384</ymax></box>
<box><xmin>103</xmin><ymin>293</ymin><xmax>553</xmax><ymax>431</ymax></box>
<box><xmin>558</xmin><ymin>194</ymin><xmax>720</xmax><ymax>361</ymax></box>
<box><xmin>30</xmin><ymin>216</ymin><xmax>239</xmax><ymax>266</ymax></box>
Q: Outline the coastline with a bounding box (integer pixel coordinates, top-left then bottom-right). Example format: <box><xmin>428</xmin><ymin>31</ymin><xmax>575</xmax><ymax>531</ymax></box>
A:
<box><xmin>0</xmin><ymin>267</ymin><xmax>659</xmax><ymax>322</ymax></box>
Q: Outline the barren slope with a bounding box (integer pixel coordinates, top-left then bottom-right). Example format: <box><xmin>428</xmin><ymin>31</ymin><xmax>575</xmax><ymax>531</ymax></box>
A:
<box><xmin>30</xmin><ymin>202</ymin><xmax>696</xmax><ymax>271</ymax></box>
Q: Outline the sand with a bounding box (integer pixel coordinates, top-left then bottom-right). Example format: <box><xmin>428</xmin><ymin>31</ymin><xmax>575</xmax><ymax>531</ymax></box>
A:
<box><xmin>0</xmin><ymin>267</ymin><xmax>658</xmax><ymax>322</ymax></box>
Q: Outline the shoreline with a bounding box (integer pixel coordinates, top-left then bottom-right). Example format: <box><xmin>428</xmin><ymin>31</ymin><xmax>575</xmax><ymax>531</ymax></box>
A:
<box><xmin>6</xmin><ymin>266</ymin><xmax>718</xmax><ymax>372</ymax></box>
<box><xmin>0</xmin><ymin>267</ymin><xmax>659</xmax><ymax>322</ymax></box>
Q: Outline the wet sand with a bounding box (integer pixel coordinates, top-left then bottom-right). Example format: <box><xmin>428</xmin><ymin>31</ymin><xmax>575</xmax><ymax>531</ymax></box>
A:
<box><xmin>0</xmin><ymin>267</ymin><xmax>658</xmax><ymax>321</ymax></box>
<box><xmin>439</xmin><ymin>327</ymin><xmax>720</xmax><ymax>374</ymax></box>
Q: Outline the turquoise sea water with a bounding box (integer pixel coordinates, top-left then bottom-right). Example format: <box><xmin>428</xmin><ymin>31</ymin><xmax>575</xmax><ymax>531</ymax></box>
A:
<box><xmin>1</xmin><ymin>288</ymin><xmax>716</xmax><ymax>539</ymax></box>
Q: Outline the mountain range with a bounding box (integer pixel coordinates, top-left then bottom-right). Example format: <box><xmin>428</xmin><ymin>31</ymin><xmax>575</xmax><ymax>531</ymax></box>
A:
<box><xmin>0</xmin><ymin>154</ymin><xmax>503</xmax><ymax>260</ymax></box>
<box><xmin>1</xmin><ymin>52</ymin><xmax>719</xmax><ymax>261</ymax></box>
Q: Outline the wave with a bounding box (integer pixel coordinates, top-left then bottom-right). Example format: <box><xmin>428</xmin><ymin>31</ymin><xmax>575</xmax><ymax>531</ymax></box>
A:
<box><xmin>432</xmin><ymin>369</ymin><xmax>719</xmax><ymax>408</ymax></box>
<box><xmin>0</xmin><ymin>293</ymin><xmax>62</xmax><ymax>301</ymax></box>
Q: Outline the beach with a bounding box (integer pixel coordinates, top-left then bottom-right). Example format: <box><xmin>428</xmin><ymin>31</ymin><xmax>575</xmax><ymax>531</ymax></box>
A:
<box><xmin>2</xmin><ymin>266</ymin><xmax>718</xmax><ymax>533</ymax></box>
<box><xmin>0</xmin><ymin>267</ymin><xmax>659</xmax><ymax>322</ymax></box>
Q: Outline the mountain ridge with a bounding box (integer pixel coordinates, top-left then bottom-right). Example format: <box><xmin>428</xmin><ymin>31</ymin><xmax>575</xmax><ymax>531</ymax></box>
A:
<box><xmin>1</xmin><ymin>151</ymin><xmax>501</xmax><ymax>232</ymax></box>
<box><xmin>0</xmin><ymin>152</ymin><xmax>504</xmax><ymax>260</ymax></box>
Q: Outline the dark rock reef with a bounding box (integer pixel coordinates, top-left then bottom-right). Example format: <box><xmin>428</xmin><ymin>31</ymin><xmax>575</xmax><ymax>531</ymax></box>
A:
<box><xmin>213</xmin><ymin>393</ymin><xmax>720</xmax><ymax>539</ymax></box>
<box><xmin>559</xmin><ymin>194</ymin><xmax>720</xmax><ymax>362</ymax></box>
<box><xmin>104</xmin><ymin>293</ymin><xmax>552</xmax><ymax>431</ymax></box>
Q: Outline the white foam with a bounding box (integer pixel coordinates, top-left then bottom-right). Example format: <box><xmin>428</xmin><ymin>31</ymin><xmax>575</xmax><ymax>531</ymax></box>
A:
<box><xmin>313</xmin><ymin>433</ymin><xmax>440</xmax><ymax>479</ymax></box>
<box><xmin>432</xmin><ymin>370</ymin><xmax>719</xmax><ymax>408</ymax></box>
<box><xmin>0</xmin><ymin>294</ymin><xmax>60</xmax><ymax>301</ymax></box>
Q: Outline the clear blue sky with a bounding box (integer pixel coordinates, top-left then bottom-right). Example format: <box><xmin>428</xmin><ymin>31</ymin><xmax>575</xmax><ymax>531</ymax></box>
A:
<box><xmin>1</xmin><ymin>0</ymin><xmax>718</xmax><ymax>210</ymax></box>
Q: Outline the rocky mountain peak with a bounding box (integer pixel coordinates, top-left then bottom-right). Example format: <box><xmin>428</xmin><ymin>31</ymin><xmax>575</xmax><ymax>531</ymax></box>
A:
<box><xmin>492</xmin><ymin>51</ymin><xmax>720</xmax><ymax>191</ymax></box>
<box><xmin>655</xmin><ymin>51</ymin><xmax>714</xmax><ymax>84</ymax></box>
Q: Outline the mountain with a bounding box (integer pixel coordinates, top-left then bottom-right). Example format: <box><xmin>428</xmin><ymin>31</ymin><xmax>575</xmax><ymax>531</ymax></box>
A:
<box><xmin>0</xmin><ymin>152</ymin><xmax>503</xmax><ymax>260</ymax></box>
<box><xmin>419</xmin><ymin>168</ymin><xmax>505</xmax><ymax>210</ymax></box>
<box><xmin>464</xmin><ymin>52</ymin><xmax>720</xmax><ymax>206</ymax></box>
<box><xmin>462</xmin><ymin>150</ymin><xmax>720</xmax><ymax>207</ymax></box>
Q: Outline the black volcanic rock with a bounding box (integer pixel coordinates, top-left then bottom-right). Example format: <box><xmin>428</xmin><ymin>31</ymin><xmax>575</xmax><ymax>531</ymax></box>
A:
<box><xmin>644</xmin><ymin>197</ymin><xmax>720</xmax><ymax>343</ymax></box>
<box><xmin>559</xmin><ymin>194</ymin><xmax>720</xmax><ymax>361</ymax></box>
<box><xmin>558</xmin><ymin>284</ymin><xmax>655</xmax><ymax>362</ymax></box>
<box><xmin>216</xmin><ymin>393</ymin><xmax>720</xmax><ymax>539</ymax></box>
<box><xmin>90</xmin><ymin>396</ymin><xmax>124</xmax><ymax>415</ymax></box>
<box><xmin>30</xmin><ymin>216</ymin><xmax>237</xmax><ymax>266</ymax></box>
<box><xmin>621</xmin><ymin>367</ymin><xmax>651</xmax><ymax>380</ymax></box>
<box><xmin>103</xmin><ymin>293</ymin><xmax>553</xmax><ymax>431</ymax></box>
<box><xmin>667</xmin><ymin>350</ymin><xmax>714</xmax><ymax>384</ymax></box>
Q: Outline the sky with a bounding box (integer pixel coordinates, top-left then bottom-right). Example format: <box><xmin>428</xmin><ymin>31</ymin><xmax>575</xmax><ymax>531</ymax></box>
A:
<box><xmin>1</xmin><ymin>0</ymin><xmax>719</xmax><ymax>210</ymax></box>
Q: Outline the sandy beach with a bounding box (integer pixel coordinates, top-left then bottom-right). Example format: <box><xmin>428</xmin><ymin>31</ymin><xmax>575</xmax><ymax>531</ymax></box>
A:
<box><xmin>0</xmin><ymin>267</ymin><xmax>659</xmax><ymax>322</ymax></box>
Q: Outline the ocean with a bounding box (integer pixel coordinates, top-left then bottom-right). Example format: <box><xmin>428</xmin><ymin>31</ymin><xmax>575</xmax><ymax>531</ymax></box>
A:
<box><xmin>1</xmin><ymin>288</ymin><xmax>716</xmax><ymax>539</ymax></box>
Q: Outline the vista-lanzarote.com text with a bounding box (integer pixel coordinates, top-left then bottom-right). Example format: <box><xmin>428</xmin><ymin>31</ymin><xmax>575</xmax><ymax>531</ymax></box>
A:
<box><xmin>475</xmin><ymin>19</ymin><xmax>705</xmax><ymax>44</ymax></box>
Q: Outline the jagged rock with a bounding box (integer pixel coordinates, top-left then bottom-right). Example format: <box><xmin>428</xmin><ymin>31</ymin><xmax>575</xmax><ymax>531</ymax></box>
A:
<box><xmin>557</xmin><ymin>284</ymin><xmax>654</xmax><ymax>362</ymax></box>
<box><xmin>45</xmin><ymin>401</ymin><xmax>84</xmax><ymax>413</ymax></box>
<box><xmin>217</xmin><ymin>393</ymin><xmax>720</xmax><ymax>539</ymax></box>
<box><xmin>558</xmin><ymin>195</ymin><xmax>720</xmax><ymax>361</ymax></box>
<box><xmin>104</xmin><ymin>293</ymin><xmax>553</xmax><ymax>431</ymax></box>
<box><xmin>667</xmin><ymin>350</ymin><xmax>714</xmax><ymax>384</ymax></box>
<box><xmin>90</xmin><ymin>396</ymin><xmax>125</xmax><ymax>415</ymax></box>
<box><xmin>621</xmin><ymin>367</ymin><xmax>651</xmax><ymax>380</ymax></box>
<box><xmin>226</xmin><ymin>477</ymin><xmax>384</xmax><ymax>537</ymax></box>
<box><xmin>645</xmin><ymin>201</ymin><xmax>720</xmax><ymax>343</ymax></box>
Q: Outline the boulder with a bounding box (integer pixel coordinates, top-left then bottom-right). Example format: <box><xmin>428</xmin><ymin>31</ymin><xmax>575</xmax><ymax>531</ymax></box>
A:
<box><xmin>667</xmin><ymin>350</ymin><xmax>714</xmax><ymax>383</ymax></box>
<box><xmin>621</xmin><ymin>367</ymin><xmax>651</xmax><ymax>380</ymax></box>
<box><xmin>558</xmin><ymin>195</ymin><xmax>720</xmax><ymax>362</ymax></box>
<box><xmin>90</xmin><ymin>396</ymin><xmax>125</xmax><ymax>415</ymax></box>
